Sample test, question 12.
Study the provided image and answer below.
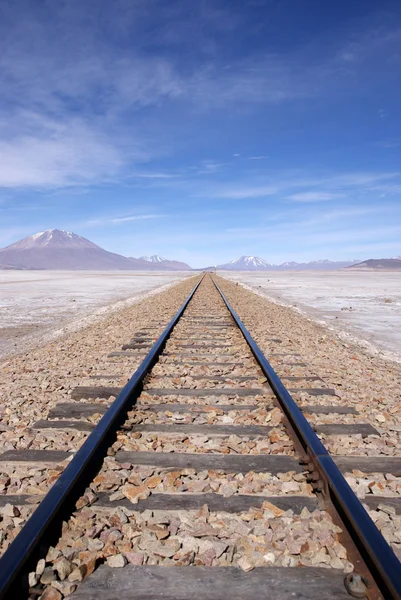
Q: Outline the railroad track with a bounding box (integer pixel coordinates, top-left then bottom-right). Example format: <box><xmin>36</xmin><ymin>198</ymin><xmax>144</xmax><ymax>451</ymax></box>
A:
<box><xmin>0</xmin><ymin>273</ymin><xmax>400</xmax><ymax>599</ymax></box>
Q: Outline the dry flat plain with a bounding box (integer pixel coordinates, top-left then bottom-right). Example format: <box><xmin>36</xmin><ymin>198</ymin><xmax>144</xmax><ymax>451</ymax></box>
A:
<box><xmin>223</xmin><ymin>271</ymin><xmax>401</xmax><ymax>360</ymax></box>
<box><xmin>0</xmin><ymin>271</ymin><xmax>193</xmax><ymax>359</ymax></box>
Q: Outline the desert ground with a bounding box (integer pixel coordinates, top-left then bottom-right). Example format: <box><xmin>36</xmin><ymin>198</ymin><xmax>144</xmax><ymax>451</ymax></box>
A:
<box><xmin>222</xmin><ymin>270</ymin><xmax>401</xmax><ymax>360</ymax></box>
<box><xmin>0</xmin><ymin>270</ymin><xmax>193</xmax><ymax>358</ymax></box>
<box><xmin>2</xmin><ymin>269</ymin><xmax>401</xmax><ymax>362</ymax></box>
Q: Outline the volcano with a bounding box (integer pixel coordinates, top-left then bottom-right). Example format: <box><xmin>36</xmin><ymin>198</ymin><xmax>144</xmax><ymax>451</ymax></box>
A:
<box><xmin>0</xmin><ymin>229</ymin><xmax>143</xmax><ymax>270</ymax></box>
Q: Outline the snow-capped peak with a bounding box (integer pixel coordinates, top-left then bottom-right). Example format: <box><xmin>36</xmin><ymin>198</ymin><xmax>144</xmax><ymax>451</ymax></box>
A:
<box><xmin>215</xmin><ymin>255</ymin><xmax>362</xmax><ymax>271</ymax></box>
<box><xmin>216</xmin><ymin>256</ymin><xmax>273</xmax><ymax>270</ymax></box>
<box><xmin>5</xmin><ymin>229</ymin><xmax>100</xmax><ymax>251</ymax></box>
<box><xmin>230</xmin><ymin>256</ymin><xmax>272</xmax><ymax>268</ymax></box>
<box><xmin>140</xmin><ymin>255</ymin><xmax>167</xmax><ymax>263</ymax></box>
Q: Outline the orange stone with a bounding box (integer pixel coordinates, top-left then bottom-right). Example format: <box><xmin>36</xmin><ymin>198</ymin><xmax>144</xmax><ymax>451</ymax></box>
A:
<box><xmin>122</xmin><ymin>484</ymin><xmax>151</xmax><ymax>504</ymax></box>
<box><xmin>165</xmin><ymin>471</ymin><xmax>181</xmax><ymax>485</ymax></box>
<box><xmin>77</xmin><ymin>551</ymin><xmax>96</xmax><ymax>576</ymax></box>
<box><xmin>146</xmin><ymin>476</ymin><xmax>162</xmax><ymax>488</ymax></box>
<box><xmin>261</xmin><ymin>500</ymin><xmax>285</xmax><ymax>517</ymax></box>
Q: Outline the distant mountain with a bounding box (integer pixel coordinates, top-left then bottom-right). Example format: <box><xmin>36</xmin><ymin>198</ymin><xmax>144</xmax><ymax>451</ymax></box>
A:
<box><xmin>140</xmin><ymin>255</ymin><xmax>167</xmax><ymax>263</ymax></box>
<box><xmin>0</xmin><ymin>230</ymin><xmax>192</xmax><ymax>270</ymax></box>
<box><xmin>215</xmin><ymin>256</ymin><xmax>274</xmax><ymax>270</ymax></box>
<box><xmin>0</xmin><ymin>229</ymin><xmax>138</xmax><ymax>270</ymax></box>
<box><xmin>210</xmin><ymin>256</ymin><xmax>360</xmax><ymax>271</ymax></box>
<box><xmin>347</xmin><ymin>258</ymin><xmax>401</xmax><ymax>270</ymax></box>
<box><xmin>136</xmin><ymin>255</ymin><xmax>191</xmax><ymax>271</ymax></box>
<box><xmin>5</xmin><ymin>229</ymin><xmax>99</xmax><ymax>252</ymax></box>
<box><xmin>278</xmin><ymin>259</ymin><xmax>360</xmax><ymax>270</ymax></box>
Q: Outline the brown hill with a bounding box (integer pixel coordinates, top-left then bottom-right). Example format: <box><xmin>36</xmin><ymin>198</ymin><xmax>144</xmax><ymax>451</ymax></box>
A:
<box><xmin>347</xmin><ymin>258</ymin><xmax>401</xmax><ymax>270</ymax></box>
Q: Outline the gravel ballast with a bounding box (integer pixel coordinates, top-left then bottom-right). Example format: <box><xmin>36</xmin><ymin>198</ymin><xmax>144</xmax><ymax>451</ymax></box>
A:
<box><xmin>0</xmin><ymin>276</ymin><xmax>200</xmax><ymax>555</ymax></box>
<box><xmin>214</xmin><ymin>275</ymin><xmax>401</xmax><ymax>558</ymax></box>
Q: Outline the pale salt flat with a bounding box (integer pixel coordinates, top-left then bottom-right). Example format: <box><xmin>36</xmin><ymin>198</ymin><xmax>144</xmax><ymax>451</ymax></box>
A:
<box><xmin>221</xmin><ymin>271</ymin><xmax>401</xmax><ymax>359</ymax></box>
<box><xmin>0</xmin><ymin>271</ymin><xmax>192</xmax><ymax>359</ymax></box>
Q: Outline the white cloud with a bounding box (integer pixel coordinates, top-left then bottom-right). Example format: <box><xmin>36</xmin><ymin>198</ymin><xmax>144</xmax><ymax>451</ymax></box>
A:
<box><xmin>247</xmin><ymin>155</ymin><xmax>269</xmax><ymax>160</ymax></box>
<box><xmin>323</xmin><ymin>172</ymin><xmax>400</xmax><ymax>187</ymax></box>
<box><xmin>84</xmin><ymin>214</ymin><xmax>165</xmax><ymax>227</ymax></box>
<box><xmin>286</xmin><ymin>191</ymin><xmax>341</xmax><ymax>202</ymax></box>
<box><xmin>0</xmin><ymin>114</ymin><xmax>128</xmax><ymax>188</ymax></box>
<box><xmin>220</xmin><ymin>206</ymin><xmax>401</xmax><ymax>260</ymax></box>
<box><xmin>211</xmin><ymin>185</ymin><xmax>278</xmax><ymax>199</ymax></box>
<box><xmin>130</xmin><ymin>172</ymin><xmax>178</xmax><ymax>179</ymax></box>
<box><xmin>111</xmin><ymin>214</ymin><xmax>164</xmax><ymax>224</ymax></box>
<box><xmin>225</xmin><ymin>205</ymin><xmax>383</xmax><ymax>237</ymax></box>
<box><xmin>369</xmin><ymin>183</ymin><xmax>401</xmax><ymax>195</ymax></box>
<box><xmin>200</xmin><ymin>171</ymin><xmax>401</xmax><ymax>201</ymax></box>
<box><xmin>381</xmin><ymin>139</ymin><xmax>401</xmax><ymax>149</ymax></box>
<box><xmin>189</xmin><ymin>161</ymin><xmax>226</xmax><ymax>175</ymax></box>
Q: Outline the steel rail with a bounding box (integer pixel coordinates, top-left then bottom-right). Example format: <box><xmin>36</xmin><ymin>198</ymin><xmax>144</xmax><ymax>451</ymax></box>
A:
<box><xmin>0</xmin><ymin>275</ymin><xmax>203</xmax><ymax>599</ymax></box>
<box><xmin>212</xmin><ymin>276</ymin><xmax>401</xmax><ymax>600</ymax></box>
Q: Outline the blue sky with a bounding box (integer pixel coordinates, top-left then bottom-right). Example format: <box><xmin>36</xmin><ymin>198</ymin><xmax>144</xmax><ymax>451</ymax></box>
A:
<box><xmin>1</xmin><ymin>0</ymin><xmax>400</xmax><ymax>267</ymax></box>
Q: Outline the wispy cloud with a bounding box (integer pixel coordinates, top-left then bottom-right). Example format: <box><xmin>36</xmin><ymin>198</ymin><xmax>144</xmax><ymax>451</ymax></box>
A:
<box><xmin>194</xmin><ymin>161</ymin><xmax>226</xmax><ymax>175</ymax></box>
<box><xmin>380</xmin><ymin>139</ymin><xmax>401</xmax><ymax>149</ymax></box>
<box><xmin>0</xmin><ymin>113</ymin><xmax>127</xmax><ymax>188</ymax></box>
<box><xmin>210</xmin><ymin>185</ymin><xmax>278</xmax><ymax>199</ymax></box>
<box><xmin>112</xmin><ymin>214</ymin><xmax>165</xmax><ymax>224</ymax></box>
<box><xmin>201</xmin><ymin>171</ymin><xmax>401</xmax><ymax>200</ymax></box>
<box><xmin>247</xmin><ymin>155</ymin><xmax>269</xmax><ymax>160</ymax></box>
<box><xmin>323</xmin><ymin>172</ymin><xmax>400</xmax><ymax>187</ymax></box>
<box><xmin>221</xmin><ymin>204</ymin><xmax>401</xmax><ymax>258</ymax></box>
<box><xmin>225</xmin><ymin>206</ymin><xmax>383</xmax><ymax>237</ymax></box>
<box><xmin>369</xmin><ymin>183</ymin><xmax>401</xmax><ymax>195</ymax></box>
<box><xmin>129</xmin><ymin>172</ymin><xmax>178</xmax><ymax>180</ymax></box>
<box><xmin>286</xmin><ymin>191</ymin><xmax>342</xmax><ymax>202</ymax></box>
<box><xmin>85</xmin><ymin>214</ymin><xmax>165</xmax><ymax>227</ymax></box>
